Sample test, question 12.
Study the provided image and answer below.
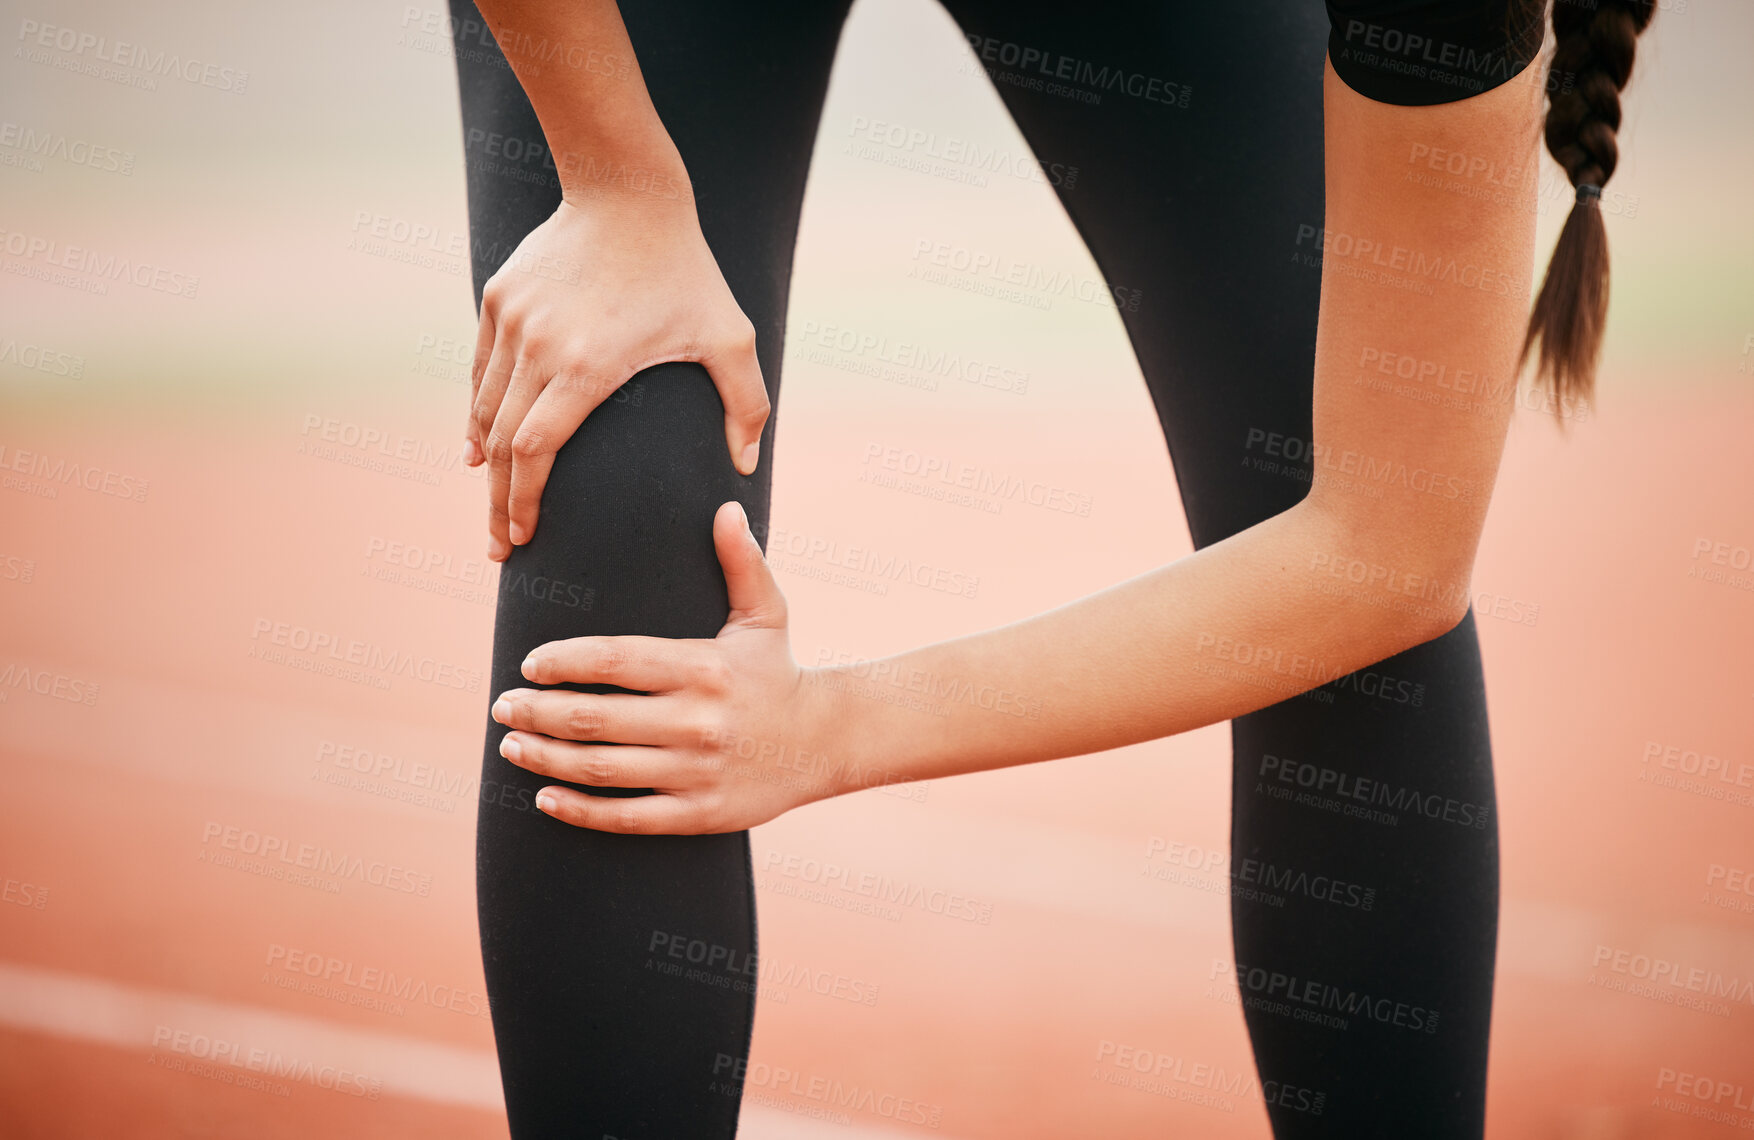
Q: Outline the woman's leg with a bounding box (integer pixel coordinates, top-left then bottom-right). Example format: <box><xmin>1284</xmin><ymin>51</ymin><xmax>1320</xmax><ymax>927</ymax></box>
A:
<box><xmin>933</xmin><ymin>2</ymin><xmax>1499</xmax><ymax>1134</ymax></box>
<box><xmin>447</xmin><ymin>2</ymin><xmax>853</xmax><ymax>1134</ymax></box>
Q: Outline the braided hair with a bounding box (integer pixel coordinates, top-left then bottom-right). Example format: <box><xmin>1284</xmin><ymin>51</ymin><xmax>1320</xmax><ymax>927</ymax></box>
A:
<box><xmin>1521</xmin><ymin>0</ymin><xmax>1657</xmax><ymax>410</ymax></box>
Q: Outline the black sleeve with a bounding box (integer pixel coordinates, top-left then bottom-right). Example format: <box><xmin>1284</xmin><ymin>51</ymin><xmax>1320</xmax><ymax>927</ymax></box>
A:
<box><xmin>1324</xmin><ymin>0</ymin><xmax>1546</xmax><ymax>106</ymax></box>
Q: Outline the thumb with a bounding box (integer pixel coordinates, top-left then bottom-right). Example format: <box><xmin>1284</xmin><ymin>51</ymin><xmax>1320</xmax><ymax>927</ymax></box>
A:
<box><xmin>714</xmin><ymin>501</ymin><xmax>787</xmax><ymax>629</ymax></box>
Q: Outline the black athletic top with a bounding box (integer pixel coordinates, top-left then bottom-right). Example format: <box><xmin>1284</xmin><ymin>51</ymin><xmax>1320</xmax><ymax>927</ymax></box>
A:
<box><xmin>1325</xmin><ymin>0</ymin><xmax>1545</xmax><ymax>105</ymax></box>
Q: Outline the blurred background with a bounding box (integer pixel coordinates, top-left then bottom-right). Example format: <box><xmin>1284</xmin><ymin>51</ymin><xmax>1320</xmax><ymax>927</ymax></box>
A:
<box><xmin>2</xmin><ymin>0</ymin><xmax>1751</xmax><ymax>1136</ymax></box>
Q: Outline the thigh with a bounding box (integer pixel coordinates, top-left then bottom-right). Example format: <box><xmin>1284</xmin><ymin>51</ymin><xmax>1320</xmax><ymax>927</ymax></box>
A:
<box><xmin>448</xmin><ymin>3</ymin><xmax>852</xmax><ymax>1136</ymax></box>
<box><xmin>932</xmin><ymin>0</ymin><xmax>1329</xmax><ymax>546</ymax></box>
<box><xmin>933</xmin><ymin>2</ymin><xmax>1499</xmax><ymax>1134</ymax></box>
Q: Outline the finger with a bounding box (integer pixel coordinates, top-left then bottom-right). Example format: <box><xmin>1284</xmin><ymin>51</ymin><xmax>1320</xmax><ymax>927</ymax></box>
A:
<box><xmin>713</xmin><ymin>501</ymin><xmax>786</xmax><ymax>629</ymax></box>
<box><xmin>533</xmin><ymin>786</ymin><xmax>710</xmax><ymax>835</ymax></box>
<box><xmin>521</xmin><ymin>634</ymin><xmax>720</xmax><ymax>692</ymax></box>
<box><xmin>701</xmin><ymin>321</ymin><xmax>769</xmax><ymax>476</ymax></box>
<box><xmin>486</xmin><ymin>355</ymin><xmax>548</xmax><ymax>547</ymax></box>
<box><xmin>466</xmin><ymin>299</ymin><xmax>497</xmax><ymax>467</ymax></box>
<box><xmin>492</xmin><ymin>688</ymin><xmax>695</xmax><ymax>746</ymax></box>
<box><xmin>506</xmin><ymin>375</ymin><xmax>609</xmax><ymax>550</ymax></box>
<box><xmin>499</xmin><ymin>733</ymin><xmax>689</xmax><ymax>790</ymax></box>
<box><xmin>474</xmin><ymin>336</ymin><xmax>519</xmax><ymax>557</ymax></box>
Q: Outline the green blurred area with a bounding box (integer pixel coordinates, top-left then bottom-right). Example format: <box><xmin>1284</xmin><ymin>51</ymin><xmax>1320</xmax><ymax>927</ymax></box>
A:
<box><xmin>2</xmin><ymin>0</ymin><xmax>1748</xmax><ymax>419</ymax></box>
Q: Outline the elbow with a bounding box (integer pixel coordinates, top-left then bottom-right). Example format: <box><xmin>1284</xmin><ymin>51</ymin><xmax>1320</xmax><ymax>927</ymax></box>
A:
<box><xmin>1387</xmin><ymin>595</ymin><xmax>1471</xmax><ymax>656</ymax></box>
<box><xmin>1299</xmin><ymin>496</ymin><xmax>1480</xmax><ymax>657</ymax></box>
<box><xmin>1368</xmin><ymin>557</ymin><xmax>1473</xmax><ymax>656</ymax></box>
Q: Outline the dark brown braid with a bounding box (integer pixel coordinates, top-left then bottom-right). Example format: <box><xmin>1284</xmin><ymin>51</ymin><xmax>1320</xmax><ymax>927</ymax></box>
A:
<box><xmin>1522</xmin><ymin>0</ymin><xmax>1657</xmax><ymax>412</ymax></box>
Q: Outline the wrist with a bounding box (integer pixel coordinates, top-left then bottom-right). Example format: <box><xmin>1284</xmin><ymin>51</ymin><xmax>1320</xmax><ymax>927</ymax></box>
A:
<box><xmin>795</xmin><ymin>664</ymin><xmax>887</xmax><ymax>803</ymax></box>
<box><xmin>548</xmin><ymin>130</ymin><xmax>693</xmax><ymax>210</ymax></box>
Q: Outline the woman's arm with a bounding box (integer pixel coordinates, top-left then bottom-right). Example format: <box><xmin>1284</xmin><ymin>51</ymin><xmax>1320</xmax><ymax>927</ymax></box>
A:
<box><xmin>468</xmin><ymin>0</ymin><xmax>679</xmax><ymax>194</ymax></box>
<box><xmin>462</xmin><ymin>0</ymin><xmax>770</xmax><ymax>560</ymax></box>
<box><xmin>489</xmin><ymin>56</ymin><xmax>1546</xmax><ymax>833</ymax></box>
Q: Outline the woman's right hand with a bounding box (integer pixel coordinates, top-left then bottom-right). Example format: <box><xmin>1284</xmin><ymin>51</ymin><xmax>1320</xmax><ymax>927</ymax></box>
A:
<box><xmin>466</xmin><ymin>187</ymin><xmax>769</xmax><ymax>561</ymax></box>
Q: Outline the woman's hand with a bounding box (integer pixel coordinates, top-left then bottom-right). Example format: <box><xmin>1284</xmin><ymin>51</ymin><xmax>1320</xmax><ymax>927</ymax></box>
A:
<box><xmin>490</xmin><ymin>502</ymin><xmax>845</xmax><ymax>833</ymax></box>
<box><xmin>467</xmin><ymin>191</ymin><xmax>770</xmax><ymax>561</ymax></box>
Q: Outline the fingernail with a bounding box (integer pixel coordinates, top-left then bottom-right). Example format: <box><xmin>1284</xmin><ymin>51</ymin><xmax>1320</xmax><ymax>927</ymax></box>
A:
<box><xmin>509</xmin><ymin>522</ymin><xmax>528</xmax><ymax>545</ymax></box>
<box><xmin>499</xmin><ymin>735</ymin><xmax>521</xmax><ymax>761</ymax></box>
<box><xmin>463</xmin><ymin>438</ymin><xmax>481</xmax><ymax>465</ymax></box>
<box><xmin>738</xmin><ymin>442</ymin><xmax>759</xmax><ymax>475</ymax></box>
<box><xmin>535</xmin><ymin>792</ymin><xmax>556</xmax><ymax>813</ymax></box>
<box><xmin>488</xmin><ymin>536</ymin><xmax>509</xmax><ymax>561</ymax></box>
<box><xmin>491</xmin><ymin>698</ymin><xmax>510</xmax><ymax>723</ymax></box>
<box><xmin>521</xmin><ymin>655</ymin><xmax>537</xmax><ymax>679</ymax></box>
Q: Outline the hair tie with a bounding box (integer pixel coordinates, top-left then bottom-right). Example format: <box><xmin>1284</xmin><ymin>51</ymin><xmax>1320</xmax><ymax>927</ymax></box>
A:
<box><xmin>1575</xmin><ymin>183</ymin><xmax>1603</xmax><ymax>205</ymax></box>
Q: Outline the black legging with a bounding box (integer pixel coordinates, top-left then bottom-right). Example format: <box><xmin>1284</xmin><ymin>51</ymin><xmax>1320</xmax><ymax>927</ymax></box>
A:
<box><xmin>449</xmin><ymin>2</ymin><xmax>1500</xmax><ymax>1136</ymax></box>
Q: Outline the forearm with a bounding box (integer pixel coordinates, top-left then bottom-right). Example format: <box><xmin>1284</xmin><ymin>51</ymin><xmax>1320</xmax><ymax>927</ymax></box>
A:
<box><xmin>806</xmin><ymin>59</ymin><xmax>1541</xmax><ymax>798</ymax></box>
<box><xmin>488</xmin><ymin>58</ymin><xmax>1545</xmax><ymax>837</ymax></box>
<box><xmin>470</xmin><ymin>0</ymin><xmax>687</xmax><ymax>202</ymax></box>
<box><xmin>806</xmin><ymin>495</ymin><xmax>1468</xmax><ymax>792</ymax></box>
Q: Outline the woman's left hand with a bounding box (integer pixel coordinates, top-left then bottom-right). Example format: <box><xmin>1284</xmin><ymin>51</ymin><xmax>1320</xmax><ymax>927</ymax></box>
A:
<box><xmin>489</xmin><ymin>501</ymin><xmax>842</xmax><ymax>834</ymax></box>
